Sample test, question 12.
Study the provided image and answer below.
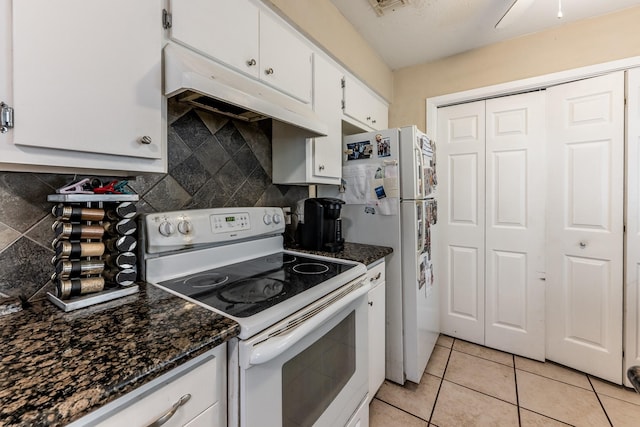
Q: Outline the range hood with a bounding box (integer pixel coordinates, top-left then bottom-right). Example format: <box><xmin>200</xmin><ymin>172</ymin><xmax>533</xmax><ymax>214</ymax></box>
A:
<box><xmin>164</xmin><ymin>43</ymin><xmax>327</xmax><ymax>137</ymax></box>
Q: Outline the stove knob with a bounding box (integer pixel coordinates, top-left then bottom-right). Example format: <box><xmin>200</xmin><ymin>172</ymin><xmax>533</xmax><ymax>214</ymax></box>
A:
<box><xmin>263</xmin><ymin>214</ymin><xmax>272</xmax><ymax>225</ymax></box>
<box><xmin>158</xmin><ymin>221</ymin><xmax>175</xmax><ymax>237</ymax></box>
<box><xmin>177</xmin><ymin>220</ymin><xmax>192</xmax><ymax>235</ymax></box>
<box><xmin>272</xmin><ymin>213</ymin><xmax>282</xmax><ymax>224</ymax></box>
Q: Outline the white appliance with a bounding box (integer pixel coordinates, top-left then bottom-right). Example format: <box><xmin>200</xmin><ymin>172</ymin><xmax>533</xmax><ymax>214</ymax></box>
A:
<box><xmin>140</xmin><ymin>207</ymin><xmax>369</xmax><ymax>427</ymax></box>
<box><xmin>320</xmin><ymin>126</ymin><xmax>438</xmax><ymax>384</ymax></box>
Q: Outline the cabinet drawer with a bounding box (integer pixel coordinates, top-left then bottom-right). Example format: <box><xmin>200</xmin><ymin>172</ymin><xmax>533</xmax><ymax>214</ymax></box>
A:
<box><xmin>95</xmin><ymin>353</ymin><xmax>220</xmax><ymax>427</ymax></box>
<box><xmin>367</xmin><ymin>262</ymin><xmax>385</xmax><ymax>289</ymax></box>
<box><xmin>70</xmin><ymin>345</ymin><xmax>226</xmax><ymax>427</ymax></box>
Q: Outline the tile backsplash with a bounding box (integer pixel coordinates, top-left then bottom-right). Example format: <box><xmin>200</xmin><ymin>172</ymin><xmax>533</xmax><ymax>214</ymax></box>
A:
<box><xmin>0</xmin><ymin>98</ymin><xmax>308</xmax><ymax>303</ymax></box>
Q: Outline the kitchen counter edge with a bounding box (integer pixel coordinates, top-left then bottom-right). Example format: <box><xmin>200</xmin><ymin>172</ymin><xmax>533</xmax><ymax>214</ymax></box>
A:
<box><xmin>285</xmin><ymin>241</ymin><xmax>393</xmax><ymax>266</ymax></box>
<box><xmin>0</xmin><ymin>282</ymin><xmax>240</xmax><ymax>427</ymax></box>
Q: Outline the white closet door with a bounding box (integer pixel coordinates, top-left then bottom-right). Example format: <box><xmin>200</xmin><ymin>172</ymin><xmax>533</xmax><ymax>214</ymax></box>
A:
<box><xmin>437</xmin><ymin>101</ymin><xmax>486</xmax><ymax>344</ymax></box>
<box><xmin>546</xmin><ymin>72</ymin><xmax>624</xmax><ymax>384</ymax></box>
<box><xmin>484</xmin><ymin>92</ymin><xmax>546</xmax><ymax>360</ymax></box>
<box><xmin>625</xmin><ymin>67</ymin><xmax>640</xmax><ymax>387</ymax></box>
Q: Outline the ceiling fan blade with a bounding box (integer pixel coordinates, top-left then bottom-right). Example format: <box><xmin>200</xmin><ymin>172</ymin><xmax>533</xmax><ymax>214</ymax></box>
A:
<box><xmin>495</xmin><ymin>0</ymin><xmax>535</xmax><ymax>29</ymax></box>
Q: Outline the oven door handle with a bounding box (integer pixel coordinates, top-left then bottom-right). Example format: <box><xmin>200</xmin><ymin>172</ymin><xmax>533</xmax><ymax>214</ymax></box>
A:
<box><xmin>248</xmin><ymin>283</ymin><xmax>369</xmax><ymax>367</ymax></box>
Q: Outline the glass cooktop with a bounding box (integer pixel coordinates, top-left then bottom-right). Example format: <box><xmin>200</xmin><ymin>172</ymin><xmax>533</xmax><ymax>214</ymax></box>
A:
<box><xmin>159</xmin><ymin>252</ymin><xmax>356</xmax><ymax>318</ymax></box>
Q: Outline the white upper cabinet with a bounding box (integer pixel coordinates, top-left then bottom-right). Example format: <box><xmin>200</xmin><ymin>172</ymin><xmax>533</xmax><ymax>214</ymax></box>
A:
<box><xmin>342</xmin><ymin>75</ymin><xmax>388</xmax><ymax>131</ymax></box>
<box><xmin>272</xmin><ymin>54</ymin><xmax>342</xmax><ymax>185</ymax></box>
<box><xmin>169</xmin><ymin>0</ymin><xmax>312</xmax><ymax>104</ymax></box>
<box><xmin>169</xmin><ymin>0</ymin><xmax>260</xmax><ymax>80</ymax></box>
<box><xmin>8</xmin><ymin>0</ymin><xmax>163</xmax><ymax>162</ymax></box>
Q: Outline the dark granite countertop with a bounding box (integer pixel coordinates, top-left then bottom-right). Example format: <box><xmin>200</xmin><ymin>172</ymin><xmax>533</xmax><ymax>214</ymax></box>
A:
<box><xmin>0</xmin><ymin>283</ymin><xmax>240</xmax><ymax>427</ymax></box>
<box><xmin>285</xmin><ymin>242</ymin><xmax>393</xmax><ymax>266</ymax></box>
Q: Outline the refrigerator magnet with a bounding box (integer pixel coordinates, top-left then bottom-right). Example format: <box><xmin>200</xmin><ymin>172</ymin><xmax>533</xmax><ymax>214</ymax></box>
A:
<box><xmin>376</xmin><ymin>134</ymin><xmax>391</xmax><ymax>157</ymax></box>
<box><xmin>375</xmin><ymin>185</ymin><xmax>387</xmax><ymax>199</ymax></box>
<box><xmin>346</xmin><ymin>141</ymin><xmax>372</xmax><ymax>160</ymax></box>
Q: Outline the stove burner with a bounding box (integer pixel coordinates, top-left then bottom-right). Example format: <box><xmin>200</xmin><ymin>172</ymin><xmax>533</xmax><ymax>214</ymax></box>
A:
<box><xmin>292</xmin><ymin>263</ymin><xmax>330</xmax><ymax>275</ymax></box>
<box><xmin>185</xmin><ymin>273</ymin><xmax>229</xmax><ymax>288</ymax></box>
<box><xmin>265</xmin><ymin>253</ymin><xmax>297</xmax><ymax>264</ymax></box>
<box><xmin>219</xmin><ymin>278</ymin><xmax>286</xmax><ymax>303</ymax></box>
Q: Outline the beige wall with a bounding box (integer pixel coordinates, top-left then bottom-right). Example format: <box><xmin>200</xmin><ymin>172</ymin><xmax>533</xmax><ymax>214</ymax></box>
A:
<box><xmin>391</xmin><ymin>6</ymin><xmax>640</xmax><ymax>131</ymax></box>
<box><xmin>264</xmin><ymin>0</ymin><xmax>393</xmax><ymax>102</ymax></box>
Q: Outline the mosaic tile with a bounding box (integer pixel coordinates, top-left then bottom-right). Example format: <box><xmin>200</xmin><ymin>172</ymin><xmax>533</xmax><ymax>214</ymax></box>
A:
<box><xmin>127</xmin><ymin>173</ymin><xmax>164</xmax><ymax>197</ymax></box>
<box><xmin>232</xmin><ymin>143</ymin><xmax>260</xmax><ymax>177</ymax></box>
<box><xmin>188</xmin><ymin>178</ymin><xmax>230</xmax><ymax>209</ymax></box>
<box><xmin>171</xmin><ymin>155</ymin><xmax>211</xmax><ymax>196</ymax></box>
<box><xmin>212</xmin><ymin>160</ymin><xmax>246</xmax><ymax>196</ymax></box>
<box><xmin>142</xmin><ymin>176</ymin><xmax>191</xmax><ymax>212</ymax></box>
<box><xmin>235</xmin><ymin>120</ymin><xmax>272</xmax><ymax>176</ymax></box>
<box><xmin>0</xmin><ymin>222</ymin><xmax>20</xmax><ymax>252</ymax></box>
<box><xmin>25</xmin><ymin>215</ymin><xmax>56</xmax><ymax>250</ymax></box>
<box><xmin>171</xmin><ymin>110</ymin><xmax>215</xmax><ymax>151</ymax></box>
<box><xmin>0</xmin><ymin>237</ymin><xmax>53</xmax><ymax>299</ymax></box>
<box><xmin>215</xmin><ymin>121</ymin><xmax>246</xmax><ymax>156</ymax></box>
<box><xmin>197</xmin><ymin>137</ymin><xmax>232</xmax><ymax>176</ymax></box>
<box><xmin>167</xmin><ymin>127</ymin><xmax>193</xmax><ymax>172</ymax></box>
<box><xmin>197</xmin><ymin>109</ymin><xmax>229</xmax><ymax>135</ymax></box>
<box><xmin>0</xmin><ymin>173</ymin><xmax>53</xmax><ymax>233</ymax></box>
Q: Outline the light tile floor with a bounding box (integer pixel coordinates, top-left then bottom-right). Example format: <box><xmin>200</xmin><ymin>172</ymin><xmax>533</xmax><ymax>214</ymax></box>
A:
<box><xmin>369</xmin><ymin>334</ymin><xmax>640</xmax><ymax>426</ymax></box>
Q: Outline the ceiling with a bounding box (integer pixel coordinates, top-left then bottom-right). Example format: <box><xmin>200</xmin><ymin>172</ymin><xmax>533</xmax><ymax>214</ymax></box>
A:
<box><xmin>329</xmin><ymin>0</ymin><xmax>640</xmax><ymax>70</ymax></box>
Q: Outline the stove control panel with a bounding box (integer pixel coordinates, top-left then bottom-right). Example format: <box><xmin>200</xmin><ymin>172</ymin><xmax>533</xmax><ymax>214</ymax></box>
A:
<box><xmin>144</xmin><ymin>207</ymin><xmax>286</xmax><ymax>253</ymax></box>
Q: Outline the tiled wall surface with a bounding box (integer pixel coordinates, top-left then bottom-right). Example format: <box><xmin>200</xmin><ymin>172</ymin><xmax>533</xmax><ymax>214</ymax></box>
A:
<box><xmin>0</xmin><ymin>99</ymin><xmax>307</xmax><ymax>302</ymax></box>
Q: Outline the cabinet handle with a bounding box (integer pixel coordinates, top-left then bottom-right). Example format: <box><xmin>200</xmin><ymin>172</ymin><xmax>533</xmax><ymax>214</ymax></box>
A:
<box><xmin>318</xmin><ymin>165</ymin><xmax>325</xmax><ymax>171</ymax></box>
<box><xmin>146</xmin><ymin>394</ymin><xmax>191</xmax><ymax>427</ymax></box>
<box><xmin>265</xmin><ymin>67</ymin><xmax>274</xmax><ymax>75</ymax></box>
<box><xmin>370</xmin><ymin>272</ymin><xmax>382</xmax><ymax>282</ymax></box>
<box><xmin>246</xmin><ymin>58</ymin><xmax>256</xmax><ymax>67</ymax></box>
<box><xmin>139</xmin><ymin>135</ymin><xmax>152</xmax><ymax>145</ymax></box>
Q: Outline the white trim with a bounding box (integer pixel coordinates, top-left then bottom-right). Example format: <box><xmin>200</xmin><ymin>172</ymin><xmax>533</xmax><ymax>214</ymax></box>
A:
<box><xmin>425</xmin><ymin>55</ymin><xmax>640</xmax><ymax>140</ymax></box>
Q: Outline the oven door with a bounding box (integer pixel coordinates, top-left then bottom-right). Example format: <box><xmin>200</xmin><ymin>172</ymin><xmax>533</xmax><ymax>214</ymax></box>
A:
<box><xmin>237</xmin><ymin>280</ymin><xmax>369</xmax><ymax>427</ymax></box>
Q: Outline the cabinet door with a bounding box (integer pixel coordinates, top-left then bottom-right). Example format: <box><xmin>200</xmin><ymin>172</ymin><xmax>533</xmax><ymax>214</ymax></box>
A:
<box><xmin>259</xmin><ymin>11</ymin><xmax>312</xmax><ymax>104</ymax></box>
<box><xmin>546</xmin><ymin>72</ymin><xmax>624</xmax><ymax>384</ymax></box>
<box><xmin>368</xmin><ymin>281</ymin><xmax>385</xmax><ymax>400</ymax></box>
<box><xmin>311</xmin><ymin>55</ymin><xmax>342</xmax><ymax>182</ymax></box>
<box><xmin>12</xmin><ymin>0</ymin><xmax>162</xmax><ymax>159</ymax></box>
<box><xmin>169</xmin><ymin>0</ymin><xmax>259</xmax><ymax>79</ymax></box>
<box><xmin>343</xmin><ymin>75</ymin><xmax>388</xmax><ymax>131</ymax></box>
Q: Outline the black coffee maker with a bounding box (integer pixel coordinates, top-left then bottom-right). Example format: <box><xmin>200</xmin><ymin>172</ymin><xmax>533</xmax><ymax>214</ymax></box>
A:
<box><xmin>299</xmin><ymin>198</ymin><xmax>345</xmax><ymax>253</ymax></box>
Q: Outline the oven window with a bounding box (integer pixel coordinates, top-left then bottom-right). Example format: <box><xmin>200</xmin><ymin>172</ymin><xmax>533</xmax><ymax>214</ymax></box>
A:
<box><xmin>282</xmin><ymin>311</ymin><xmax>356</xmax><ymax>427</ymax></box>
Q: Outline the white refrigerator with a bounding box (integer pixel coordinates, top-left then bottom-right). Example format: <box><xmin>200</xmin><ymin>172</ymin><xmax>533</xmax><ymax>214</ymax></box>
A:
<box><xmin>319</xmin><ymin>125</ymin><xmax>438</xmax><ymax>385</ymax></box>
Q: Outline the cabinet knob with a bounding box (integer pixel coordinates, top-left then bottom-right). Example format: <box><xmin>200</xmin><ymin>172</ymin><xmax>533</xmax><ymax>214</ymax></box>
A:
<box><xmin>318</xmin><ymin>165</ymin><xmax>325</xmax><ymax>171</ymax></box>
<box><xmin>368</xmin><ymin>301</ymin><xmax>373</xmax><ymax>306</ymax></box>
<box><xmin>265</xmin><ymin>67</ymin><xmax>274</xmax><ymax>75</ymax></box>
<box><xmin>139</xmin><ymin>135</ymin><xmax>152</xmax><ymax>145</ymax></box>
<box><xmin>246</xmin><ymin>58</ymin><xmax>256</xmax><ymax>67</ymax></box>
<box><xmin>579</xmin><ymin>241</ymin><xmax>587</xmax><ymax>248</ymax></box>
<box><xmin>372</xmin><ymin>119</ymin><xmax>377</xmax><ymax>124</ymax></box>
<box><xmin>366</xmin><ymin>116</ymin><xmax>371</xmax><ymax>121</ymax></box>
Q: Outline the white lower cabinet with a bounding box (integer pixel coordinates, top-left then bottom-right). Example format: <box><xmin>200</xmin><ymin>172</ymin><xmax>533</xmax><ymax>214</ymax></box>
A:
<box><xmin>68</xmin><ymin>344</ymin><xmax>226</xmax><ymax>427</ymax></box>
<box><xmin>367</xmin><ymin>261</ymin><xmax>386</xmax><ymax>401</ymax></box>
<box><xmin>345</xmin><ymin>395</ymin><xmax>370</xmax><ymax>427</ymax></box>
